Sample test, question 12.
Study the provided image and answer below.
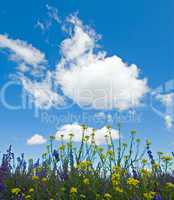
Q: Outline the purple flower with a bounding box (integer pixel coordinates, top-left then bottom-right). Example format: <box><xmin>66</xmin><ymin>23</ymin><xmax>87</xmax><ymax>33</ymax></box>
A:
<box><xmin>53</xmin><ymin>150</ymin><xmax>59</xmax><ymax>161</ymax></box>
<box><xmin>153</xmin><ymin>194</ymin><xmax>163</xmax><ymax>200</ymax></box>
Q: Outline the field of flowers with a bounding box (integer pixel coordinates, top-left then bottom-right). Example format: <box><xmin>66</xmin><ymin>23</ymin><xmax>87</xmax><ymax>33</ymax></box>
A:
<box><xmin>0</xmin><ymin>125</ymin><xmax>174</xmax><ymax>200</ymax></box>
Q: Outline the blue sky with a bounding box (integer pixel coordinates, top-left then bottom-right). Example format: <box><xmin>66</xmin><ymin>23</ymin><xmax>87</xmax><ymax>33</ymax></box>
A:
<box><xmin>0</xmin><ymin>0</ymin><xmax>173</xmax><ymax>159</ymax></box>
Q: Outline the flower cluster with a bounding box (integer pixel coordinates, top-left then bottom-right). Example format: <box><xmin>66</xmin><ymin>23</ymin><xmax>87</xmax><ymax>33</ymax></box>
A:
<box><xmin>0</xmin><ymin>126</ymin><xmax>174</xmax><ymax>199</ymax></box>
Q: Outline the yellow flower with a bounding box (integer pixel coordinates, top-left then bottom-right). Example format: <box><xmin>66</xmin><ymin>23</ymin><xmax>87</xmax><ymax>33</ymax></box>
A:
<box><xmin>25</xmin><ymin>195</ymin><xmax>32</xmax><ymax>199</ymax></box>
<box><xmin>161</xmin><ymin>155</ymin><xmax>172</xmax><ymax>162</ymax></box>
<box><xmin>59</xmin><ymin>145</ymin><xmax>65</xmax><ymax>151</ymax></box>
<box><xmin>41</xmin><ymin>177</ymin><xmax>47</xmax><ymax>183</ymax></box>
<box><xmin>111</xmin><ymin>173</ymin><xmax>120</xmax><ymax>186</ymax></box>
<box><xmin>11</xmin><ymin>188</ymin><xmax>21</xmax><ymax>195</ymax></box>
<box><xmin>83</xmin><ymin>178</ymin><xmax>90</xmax><ymax>185</ymax></box>
<box><xmin>127</xmin><ymin>178</ymin><xmax>139</xmax><ymax>187</ymax></box>
<box><xmin>115</xmin><ymin>187</ymin><xmax>123</xmax><ymax>193</ymax></box>
<box><xmin>32</xmin><ymin>175</ymin><xmax>39</xmax><ymax>181</ymax></box>
<box><xmin>70</xmin><ymin>187</ymin><xmax>77</xmax><ymax>194</ymax></box>
<box><xmin>103</xmin><ymin>193</ymin><xmax>112</xmax><ymax>200</ymax></box>
<box><xmin>77</xmin><ymin>161</ymin><xmax>92</xmax><ymax>170</ymax></box>
<box><xmin>166</xmin><ymin>182</ymin><xmax>174</xmax><ymax>190</ymax></box>
<box><xmin>140</xmin><ymin>169</ymin><xmax>151</xmax><ymax>176</ymax></box>
<box><xmin>107</xmin><ymin>150</ymin><xmax>113</xmax><ymax>156</ymax></box>
<box><xmin>29</xmin><ymin>188</ymin><xmax>34</xmax><ymax>193</ymax></box>
<box><xmin>143</xmin><ymin>192</ymin><xmax>156</xmax><ymax>200</ymax></box>
<box><xmin>152</xmin><ymin>163</ymin><xmax>160</xmax><ymax>170</ymax></box>
<box><xmin>141</xmin><ymin>159</ymin><xmax>148</xmax><ymax>165</ymax></box>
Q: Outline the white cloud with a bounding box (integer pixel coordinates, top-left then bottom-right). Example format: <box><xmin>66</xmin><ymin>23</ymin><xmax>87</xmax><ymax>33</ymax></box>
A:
<box><xmin>35</xmin><ymin>5</ymin><xmax>61</xmax><ymax>33</ymax></box>
<box><xmin>55</xmin><ymin>123</ymin><xmax>119</xmax><ymax>145</ymax></box>
<box><xmin>46</xmin><ymin>4</ymin><xmax>61</xmax><ymax>23</ymax></box>
<box><xmin>56</xmin><ymin>16</ymin><xmax>149</xmax><ymax>111</ymax></box>
<box><xmin>20</xmin><ymin>72</ymin><xmax>64</xmax><ymax>109</ymax></box>
<box><xmin>60</xmin><ymin>25</ymin><xmax>96</xmax><ymax>60</ymax></box>
<box><xmin>27</xmin><ymin>134</ymin><xmax>47</xmax><ymax>145</ymax></box>
<box><xmin>1</xmin><ymin>15</ymin><xmax>149</xmax><ymax>112</ymax></box>
<box><xmin>0</xmin><ymin>34</ymin><xmax>65</xmax><ymax>109</ymax></box>
<box><xmin>35</xmin><ymin>20</ymin><xmax>46</xmax><ymax>31</ymax></box>
<box><xmin>0</xmin><ymin>34</ymin><xmax>46</xmax><ymax>66</ymax></box>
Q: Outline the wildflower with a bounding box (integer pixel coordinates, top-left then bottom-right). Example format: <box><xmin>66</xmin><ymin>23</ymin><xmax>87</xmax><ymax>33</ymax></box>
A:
<box><xmin>103</xmin><ymin>193</ymin><xmax>112</xmax><ymax>200</ymax></box>
<box><xmin>53</xmin><ymin>150</ymin><xmax>59</xmax><ymax>161</ymax></box>
<box><xmin>143</xmin><ymin>192</ymin><xmax>156</xmax><ymax>200</ymax></box>
<box><xmin>77</xmin><ymin>161</ymin><xmax>92</xmax><ymax>170</ymax></box>
<box><xmin>29</xmin><ymin>188</ymin><xmax>34</xmax><ymax>193</ymax></box>
<box><xmin>84</xmin><ymin>135</ymin><xmax>90</xmax><ymax>141</ymax></box>
<box><xmin>59</xmin><ymin>145</ymin><xmax>65</xmax><ymax>151</ymax></box>
<box><xmin>153</xmin><ymin>194</ymin><xmax>163</xmax><ymax>200</ymax></box>
<box><xmin>83</xmin><ymin>178</ymin><xmax>90</xmax><ymax>185</ymax></box>
<box><xmin>152</xmin><ymin>163</ymin><xmax>160</xmax><ymax>170</ymax></box>
<box><xmin>141</xmin><ymin>159</ymin><xmax>148</xmax><ymax>165</ymax></box>
<box><xmin>166</xmin><ymin>182</ymin><xmax>174</xmax><ymax>190</ymax></box>
<box><xmin>80</xmin><ymin>194</ymin><xmax>86</xmax><ymax>199</ymax></box>
<box><xmin>70</xmin><ymin>187</ymin><xmax>77</xmax><ymax>194</ymax></box>
<box><xmin>161</xmin><ymin>155</ymin><xmax>172</xmax><ymax>162</ymax></box>
<box><xmin>146</xmin><ymin>139</ymin><xmax>152</xmax><ymax>146</ymax></box>
<box><xmin>69</xmin><ymin>132</ymin><xmax>74</xmax><ymax>137</ymax></box>
<box><xmin>127</xmin><ymin>178</ymin><xmax>139</xmax><ymax>187</ymax></box>
<box><xmin>115</xmin><ymin>187</ymin><xmax>123</xmax><ymax>193</ymax></box>
<box><xmin>140</xmin><ymin>169</ymin><xmax>150</xmax><ymax>176</ymax></box>
<box><xmin>25</xmin><ymin>195</ymin><xmax>32</xmax><ymax>199</ymax></box>
<box><xmin>107</xmin><ymin>150</ymin><xmax>113</xmax><ymax>156</ymax></box>
<box><xmin>81</xmin><ymin>124</ymin><xmax>88</xmax><ymax>130</ymax></box>
<box><xmin>32</xmin><ymin>175</ymin><xmax>39</xmax><ymax>181</ymax></box>
<box><xmin>11</xmin><ymin>187</ymin><xmax>21</xmax><ymax>195</ymax></box>
<box><xmin>41</xmin><ymin>177</ymin><xmax>47</xmax><ymax>183</ymax></box>
<box><xmin>112</xmin><ymin>173</ymin><xmax>120</xmax><ymax>186</ymax></box>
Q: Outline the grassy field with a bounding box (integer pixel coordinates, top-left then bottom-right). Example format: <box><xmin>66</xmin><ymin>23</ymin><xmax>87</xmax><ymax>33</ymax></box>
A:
<box><xmin>0</xmin><ymin>125</ymin><xmax>174</xmax><ymax>200</ymax></box>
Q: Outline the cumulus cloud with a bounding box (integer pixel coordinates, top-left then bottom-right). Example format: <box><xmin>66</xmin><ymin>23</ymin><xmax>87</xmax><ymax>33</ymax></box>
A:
<box><xmin>27</xmin><ymin>134</ymin><xmax>47</xmax><ymax>145</ymax></box>
<box><xmin>0</xmin><ymin>34</ymin><xmax>46</xmax><ymax>66</ymax></box>
<box><xmin>56</xmin><ymin>16</ymin><xmax>149</xmax><ymax>111</ymax></box>
<box><xmin>1</xmin><ymin>15</ymin><xmax>149</xmax><ymax>111</ymax></box>
<box><xmin>55</xmin><ymin>124</ymin><xmax>119</xmax><ymax>145</ymax></box>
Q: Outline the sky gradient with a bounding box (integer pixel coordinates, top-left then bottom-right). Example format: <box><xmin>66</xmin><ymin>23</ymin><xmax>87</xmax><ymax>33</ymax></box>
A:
<box><xmin>0</xmin><ymin>0</ymin><xmax>173</xmax><ymax>159</ymax></box>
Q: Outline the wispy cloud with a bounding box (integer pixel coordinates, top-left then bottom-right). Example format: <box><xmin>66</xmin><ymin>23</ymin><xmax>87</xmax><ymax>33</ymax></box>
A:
<box><xmin>0</xmin><ymin>34</ymin><xmax>64</xmax><ymax>109</ymax></box>
<box><xmin>0</xmin><ymin>34</ymin><xmax>46</xmax><ymax>66</ymax></box>
<box><xmin>35</xmin><ymin>4</ymin><xmax>61</xmax><ymax>33</ymax></box>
